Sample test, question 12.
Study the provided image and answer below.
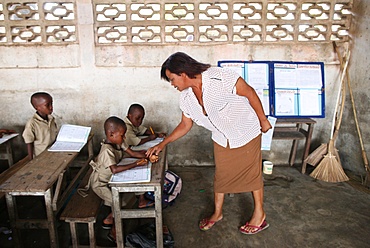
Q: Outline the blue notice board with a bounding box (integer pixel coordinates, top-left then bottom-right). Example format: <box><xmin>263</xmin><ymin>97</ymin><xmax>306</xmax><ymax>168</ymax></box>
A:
<box><xmin>218</xmin><ymin>60</ymin><xmax>325</xmax><ymax>118</ymax></box>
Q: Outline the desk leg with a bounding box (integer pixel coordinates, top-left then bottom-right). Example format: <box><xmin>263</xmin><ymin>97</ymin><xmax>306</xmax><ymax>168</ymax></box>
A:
<box><xmin>45</xmin><ymin>189</ymin><xmax>58</xmax><ymax>248</ymax></box>
<box><xmin>88</xmin><ymin>139</ymin><xmax>94</xmax><ymax>159</ymax></box>
<box><xmin>5</xmin><ymin>193</ymin><xmax>21</xmax><ymax>248</ymax></box>
<box><xmin>289</xmin><ymin>140</ymin><xmax>299</xmax><ymax>166</ymax></box>
<box><xmin>52</xmin><ymin>171</ymin><xmax>65</xmax><ymax>211</ymax></box>
<box><xmin>69</xmin><ymin>223</ymin><xmax>79</xmax><ymax>248</ymax></box>
<box><xmin>289</xmin><ymin>124</ymin><xmax>301</xmax><ymax>166</ymax></box>
<box><xmin>112</xmin><ymin>187</ymin><xmax>124</xmax><ymax>248</ymax></box>
<box><xmin>301</xmin><ymin>123</ymin><xmax>315</xmax><ymax>174</ymax></box>
<box><xmin>5</xmin><ymin>142</ymin><xmax>14</xmax><ymax>167</ymax></box>
<box><xmin>154</xmin><ymin>185</ymin><xmax>163</xmax><ymax>248</ymax></box>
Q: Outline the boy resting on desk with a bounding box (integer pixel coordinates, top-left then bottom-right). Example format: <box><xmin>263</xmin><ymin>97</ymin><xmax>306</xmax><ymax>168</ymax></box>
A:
<box><xmin>88</xmin><ymin>116</ymin><xmax>151</xmax><ymax>242</ymax></box>
<box><xmin>22</xmin><ymin>92</ymin><xmax>58</xmax><ymax>160</ymax></box>
<box><xmin>124</xmin><ymin>103</ymin><xmax>165</xmax><ymax>146</ymax></box>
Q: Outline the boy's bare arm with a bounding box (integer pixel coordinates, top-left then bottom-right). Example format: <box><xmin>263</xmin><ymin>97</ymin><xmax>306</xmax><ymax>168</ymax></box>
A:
<box><xmin>109</xmin><ymin>158</ymin><xmax>148</xmax><ymax>174</ymax></box>
<box><xmin>26</xmin><ymin>143</ymin><xmax>34</xmax><ymax>160</ymax></box>
<box><xmin>138</xmin><ymin>133</ymin><xmax>157</xmax><ymax>145</ymax></box>
<box><xmin>125</xmin><ymin>147</ymin><xmax>147</xmax><ymax>158</ymax></box>
<box><xmin>144</xmin><ymin>129</ymin><xmax>166</xmax><ymax>139</ymax></box>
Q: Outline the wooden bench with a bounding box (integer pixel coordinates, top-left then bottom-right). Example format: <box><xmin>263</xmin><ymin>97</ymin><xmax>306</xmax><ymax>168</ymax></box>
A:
<box><xmin>60</xmin><ymin>167</ymin><xmax>102</xmax><ymax>248</ymax></box>
<box><xmin>0</xmin><ymin>156</ymin><xmax>30</xmax><ymax>200</ymax></box>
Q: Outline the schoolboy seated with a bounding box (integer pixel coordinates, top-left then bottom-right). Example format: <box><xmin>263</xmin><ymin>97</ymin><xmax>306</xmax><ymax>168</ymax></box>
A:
<box><xmin>124</xmin><ymin>103</ymin><xmax>165</xmax><ymax>146</ymax></box>
<box><xmin>22</xmin><ymin>92</ymin><xmax>58</xmax><ymax>160</ymax></box>
<box><xmin>83</xmin><ymin>116</ymin><xmax>154</xmax><ymax>242</ymax></box>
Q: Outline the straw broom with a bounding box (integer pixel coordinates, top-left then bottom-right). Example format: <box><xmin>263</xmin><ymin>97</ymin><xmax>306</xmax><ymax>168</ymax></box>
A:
<box><xmin>310</xmin><ymin>139</ymin><xmax>349</xmax><ymax>182</ymax></box>
<box><xmin>333</xmin><ymin>42</ymin><xmax>370</xmax><ymax>186</ymax></box>
<box><xmin>304</xmin><ymin>43</ymin><xmax>347</xmax><ymax>167</ymax></box>
<box><xmin>310</xmin><ymin>50</ymin><xmax>350</xmax><ymax>182</ymax></box>
<box><xmin>349</xmin><ymin>75</ymin><xmax>370</xmax><ymax>185</ymax></box>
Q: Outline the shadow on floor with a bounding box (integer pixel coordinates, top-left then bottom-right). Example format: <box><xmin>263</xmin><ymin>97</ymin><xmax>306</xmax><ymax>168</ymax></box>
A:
<box><xmin>0</xmin><ymin>166</ymin><xmax>369</xmax><ymax>248</ymax></box>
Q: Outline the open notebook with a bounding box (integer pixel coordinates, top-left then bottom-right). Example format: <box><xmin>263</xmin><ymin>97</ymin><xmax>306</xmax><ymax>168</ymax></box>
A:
<box><xmin>0</xmin><ymin>133</ymin><xmax>18</xmax><ymax>145</ymax></box>
<box><xmin>110</xmin><ymin>158</ymin><xmax>152</xmax><ymax>184</ymax></box>
<box><xmin>130</xmin><ymin>137</ymin><xmax>164</xmax><ymax>151</ymax></box>
<box><xmin>48</xmin><ymin>124</ymin><xmax>91</xmax><ymax>152</ymax></box>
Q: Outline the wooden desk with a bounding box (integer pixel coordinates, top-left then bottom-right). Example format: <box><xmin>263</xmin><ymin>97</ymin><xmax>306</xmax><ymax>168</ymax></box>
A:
<box><xmin>0</xmin><ymin>133</ymin><xmax>19</xmax><ymax>167</ymax></box>
<box><xmin>272</xmin><ymin>118</ymin><xmax>316</xmax><ymax>173</ymax></box>
<box><xmin>109</xmin><ymin>148</ymin><xmax>166</xmax><ymax>248</ymax></box>
<box><xmin>0</xmin><ymin>135</ymin><xmax>93</xmax><ymax>248</ymax></box>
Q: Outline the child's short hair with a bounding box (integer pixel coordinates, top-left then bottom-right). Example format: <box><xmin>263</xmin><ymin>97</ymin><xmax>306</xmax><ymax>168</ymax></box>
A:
<box><xmin>104</xmin><ymin>116</ymin><xmax>126</xmax><ymax>135</ymax></box>
<box><xmin>128</xmin><ymin>103</ymin><xmax>144</xmax><ymax>115</ymax></box>
<box><xmin>31</xmin><ymin>92</ymin><xmax>52</xmax><ymax>108</ymax></box>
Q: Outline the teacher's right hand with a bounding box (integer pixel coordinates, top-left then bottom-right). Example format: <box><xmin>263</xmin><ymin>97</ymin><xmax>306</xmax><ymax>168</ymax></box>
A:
<box><xmin>146</xmin><ymin>144</ymin><xmax>162</xmax><ymax>157</ymax></box>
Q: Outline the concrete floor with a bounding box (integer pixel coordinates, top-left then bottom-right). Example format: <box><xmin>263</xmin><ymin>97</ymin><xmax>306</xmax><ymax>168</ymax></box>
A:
<box><xmin>0</xmin><ymin>165</ymin><xmax>369</xmax><ymax>248</ymax></box>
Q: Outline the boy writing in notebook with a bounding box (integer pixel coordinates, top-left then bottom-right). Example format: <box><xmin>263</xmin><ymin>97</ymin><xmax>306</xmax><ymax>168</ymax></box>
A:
<box><xmin>124</xmin><ymin>103</ymin><xmax>165</xmax><ymax>146</ymax></box>
<box><xmin>22</xmin><ymin>92</ymin><xmax>58</xmax><ymax>160</ymax></box>
<box><xmin>89</xmin><ymin>116</ymin><xmax>151</xmax><ymax>242</ymax></box>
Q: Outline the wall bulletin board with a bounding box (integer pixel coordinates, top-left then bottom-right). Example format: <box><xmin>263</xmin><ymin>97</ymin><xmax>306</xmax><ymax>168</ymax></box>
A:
<box><xmin>218</xmin><ymin>60</ymin><xmax>325</xmax><ymax>118</ymax></box>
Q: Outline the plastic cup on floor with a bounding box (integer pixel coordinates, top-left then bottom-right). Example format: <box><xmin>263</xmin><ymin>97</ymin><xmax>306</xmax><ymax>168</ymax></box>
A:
<box><xmin>263</xmin><ymin>161</ymin><xmax>274</xmax><ymax>174</ymax></box>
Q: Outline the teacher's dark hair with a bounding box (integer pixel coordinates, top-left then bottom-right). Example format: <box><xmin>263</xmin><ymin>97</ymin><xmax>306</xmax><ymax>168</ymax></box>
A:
<box><xmin>161</xmin><ymin>52</ymin><xmax>211</xmax><ymax>81</ymax></box>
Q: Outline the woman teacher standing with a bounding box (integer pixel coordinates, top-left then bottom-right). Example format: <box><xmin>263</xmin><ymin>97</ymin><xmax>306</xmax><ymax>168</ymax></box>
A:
<box><xmin>146</xmin><ymin>52</ymin><xmax>272</xmax><ymax>234</ymax></box>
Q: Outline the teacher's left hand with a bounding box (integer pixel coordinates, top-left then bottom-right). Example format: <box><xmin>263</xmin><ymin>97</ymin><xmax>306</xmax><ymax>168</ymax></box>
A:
<box><xmin>260</xmin><ymin>119</ymin><xmax>272</xmax><ymax>133</ymax></box>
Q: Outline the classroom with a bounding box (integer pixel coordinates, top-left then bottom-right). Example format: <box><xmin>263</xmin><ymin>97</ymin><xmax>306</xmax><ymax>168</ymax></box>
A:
<box><xmin>0</xmin><ymin>0</ymin><xmax>369</xmax><ymax>247</ymax></box>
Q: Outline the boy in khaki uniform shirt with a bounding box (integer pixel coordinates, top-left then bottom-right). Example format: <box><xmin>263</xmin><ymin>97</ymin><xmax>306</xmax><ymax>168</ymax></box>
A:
<box><xmin>89</xmin><ymin>116</ymin><xmax>150</xmax><ymax>242</ymax></box>
<box><xmin>124</xmin><ymin>103</ymin><xmax>165</xmax><ymax>146</ymax></box>
<box><xmin>22</xmin><ymin>92</ymin><xmax>58</xmax><ymax>159</ymax></box>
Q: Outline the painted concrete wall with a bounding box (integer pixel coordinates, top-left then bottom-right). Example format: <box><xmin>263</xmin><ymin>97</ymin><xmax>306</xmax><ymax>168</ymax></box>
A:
<box><xmin>1</xmin><ymin>0</ymin><xmax>368</xmax><ymax>176</ymax></box>
<box><xmin>335</xmin><ymin>0</ymin><xmax>370</xmax><ymax>175</ymax></box>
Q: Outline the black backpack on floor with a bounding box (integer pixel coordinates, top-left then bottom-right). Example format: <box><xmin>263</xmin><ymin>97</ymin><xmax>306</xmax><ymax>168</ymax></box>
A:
<box><xmin>125</xmin><ymin>222</ymin><xmax>174</xmax><ymax>248</ymax></box>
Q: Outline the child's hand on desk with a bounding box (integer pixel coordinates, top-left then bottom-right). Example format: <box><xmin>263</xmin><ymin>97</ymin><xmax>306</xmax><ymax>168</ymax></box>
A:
<box><xmin>148</xmin><ymin>154</ymin><xmax>159</xmax><ymax>163</ymax></box>
<box><xmin>149</xmin><ymin>133</ymin><xmax>157</xmax><ymax>140</ymax></box>
<box><xmin>157</xmin><ymin>133</ymin><xmax>166</xmax><ymax>138</ymax></box>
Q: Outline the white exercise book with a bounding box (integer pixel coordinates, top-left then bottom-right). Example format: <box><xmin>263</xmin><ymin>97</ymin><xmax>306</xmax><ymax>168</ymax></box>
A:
<box><xmin>261</xmin><ymin>116</ymin><xmax>277</xmax><ymax>151</ymax></box>
<box><xmin>130</xmin><ymin>137</ymin><xmax>164</xmax><ymax>151</ymax></box>
<box><xmin>48</xmin><ymin>124</ymin><xmax>91</xmax><ymax>152</ymax></box>
<box><xmin>110</xmin><ymin>158</ymin><xmax>152</xmax><ymax>184</ymax></box>
<box><xmin>0</xmin><ymin>133</ymin><xmax>19</xmax><ymax>145</ymax></box>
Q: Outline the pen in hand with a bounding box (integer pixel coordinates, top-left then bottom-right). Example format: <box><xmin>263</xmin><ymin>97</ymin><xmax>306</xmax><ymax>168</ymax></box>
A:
<box><xmin>149</xmin><ymin>126</ymin><xmax>155</xmax><ymax>135</ymax></box>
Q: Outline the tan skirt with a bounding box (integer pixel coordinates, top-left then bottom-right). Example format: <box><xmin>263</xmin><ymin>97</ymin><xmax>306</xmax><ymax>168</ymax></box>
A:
<box><xmin>214</xmin><ymin>135</ymin><xmax>263</xmax><ymax>193</ymax></box>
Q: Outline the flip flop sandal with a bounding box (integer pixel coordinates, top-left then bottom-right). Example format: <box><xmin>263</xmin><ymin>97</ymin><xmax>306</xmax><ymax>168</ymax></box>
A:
<box><xmin>239</xmin><ymin>220</ymin><xmax>269</xmax><ymax>235</ymax></box>
<box><xmin>102</xmin><ymin>222</ymin><xmax>113</xmax><ymax>229</ymax></box>
<box><xmin>102</xmin><ymin>217</ymin><xmax>114</xmax><ymax>229</ymax></box>
<box><xmin>199</xmin><ymin>217</ymin><xmax>223</xmax><ymax>231</ymax></box>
